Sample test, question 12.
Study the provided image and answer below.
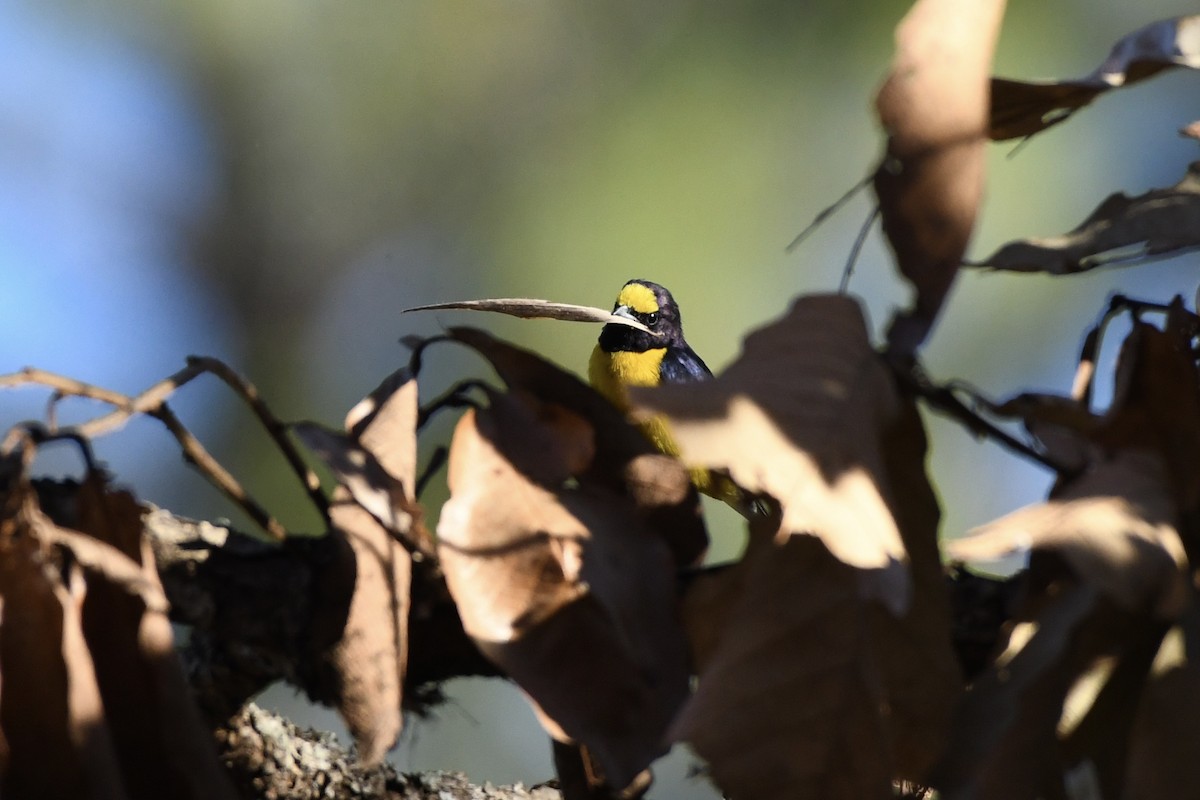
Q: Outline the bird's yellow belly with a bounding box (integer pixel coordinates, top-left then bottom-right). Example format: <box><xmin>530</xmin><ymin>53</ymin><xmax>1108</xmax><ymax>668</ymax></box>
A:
<box><xmin>588</xmin><ymin>345</ymin><xmax>741</xmax><ymax>508</ymax></box>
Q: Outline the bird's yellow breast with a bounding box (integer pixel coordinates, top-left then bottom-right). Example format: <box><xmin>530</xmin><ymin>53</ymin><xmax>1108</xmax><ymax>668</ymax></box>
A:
<box><xmin>588</xmin><ymin>344</ymin><xmax>679</xmax><ymax>454</ymax></box>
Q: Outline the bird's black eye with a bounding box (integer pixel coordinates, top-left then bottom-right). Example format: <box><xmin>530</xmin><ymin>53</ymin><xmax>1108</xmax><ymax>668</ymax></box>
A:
<box><xmin>645</xmin><ymin>312</ymin><xmax>658</xmax><ymax>326</ymax></box>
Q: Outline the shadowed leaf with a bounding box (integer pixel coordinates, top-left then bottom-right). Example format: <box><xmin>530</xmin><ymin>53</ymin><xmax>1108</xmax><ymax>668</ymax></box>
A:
<box><xmin>633</xmin><ymin>295</ymin><xmax>910</xmax><ymax>609</ymax></box>
<box><xmin>438</xmin><ymin>390</ymin><xmax>691</xmax><ymax>793</ymax></box>
<box><xmin>936</xmin><ymin>310</ymin><xmax>1200</xmax><ymax>800</ymax></box>
<box><xmin>1125</xmin><ymin>611</ymin><xmax>1200</xmax><ymax>799</ymax></box>
<box><xmin>0</xmin><ymin>467</ymin><xmax>124</xmax><ymax>798</ymax></box>
<box><xmin>874</xmin><ymin>0</ymin><xmax>1006</xmax><ymax>353</ymax></box>
<box><xmin>633</xmin><ymin>295</ymin><xmax>960</xmax><ymax>798</ymax></box>
<box><xmin>71</xmin><ymin>475</ymin><xmax>237</xmax><ymax>800</ymax></box>
<box><xmin>302</xmin><ymin>369</ymin><xmax>424</xmax><ymax>765</ymax></box>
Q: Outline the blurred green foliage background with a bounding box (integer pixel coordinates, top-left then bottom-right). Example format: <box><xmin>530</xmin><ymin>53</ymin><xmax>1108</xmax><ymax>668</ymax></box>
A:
<box><xmin>2</xmin><ymin>0</ymin><xmax>1198</xmax><ymax>795</ymax></box>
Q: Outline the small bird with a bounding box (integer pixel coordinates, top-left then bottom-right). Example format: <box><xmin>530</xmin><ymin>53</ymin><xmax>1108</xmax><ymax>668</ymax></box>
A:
<box><xmin>589</xmin><ymin>279</ymin><xmax>744</xmax><ymax>506</ymax></box>
<box><xmin>588</xmin><ymin>279</ymin><xmax>711</xmax><ymax>451</ymax></box>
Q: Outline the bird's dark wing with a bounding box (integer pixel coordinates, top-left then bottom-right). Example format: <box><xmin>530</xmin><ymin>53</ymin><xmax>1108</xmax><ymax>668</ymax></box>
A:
<box><xmin>660</xmin><ymin>345</ymin><xmax>713</xmax><ymax>383</ymax></box>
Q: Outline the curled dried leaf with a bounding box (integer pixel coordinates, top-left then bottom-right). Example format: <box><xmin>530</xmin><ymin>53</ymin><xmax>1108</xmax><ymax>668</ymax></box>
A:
<box><xmin>448</xmin><ymin>327</ymin><xmax>707</xmax><ymax>568</ymax></box>
<box><xmin>294</xmin><ymin>422</ymin><xmax>429</xmax><ymax>554</ymax></box>
<box><xmin>972</xmin><ymin>162</ymin><xmax>1200</xmax><ymax>274</ymax></box>
<box><xmin>990</xmin><ymin>15</ymin><xmax>1200</xmax><ymax>140</ymax></box>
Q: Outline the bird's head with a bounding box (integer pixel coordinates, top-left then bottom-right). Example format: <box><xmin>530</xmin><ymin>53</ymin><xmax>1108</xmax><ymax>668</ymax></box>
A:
<box><xmin>598</xmin><ymin>279</ymin><xmax>685</xmax><ymax>353</ymax></box>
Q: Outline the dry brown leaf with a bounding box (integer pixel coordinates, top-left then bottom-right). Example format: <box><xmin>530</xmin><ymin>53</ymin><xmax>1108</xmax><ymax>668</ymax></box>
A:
<box><xmin>1094</xmin><ymin>312</ymin><xmax>1200</xmax><ymax>512</ymax></box>
<box><xmin>319</xmin><ymin>497</ymin><xmax>411</xmax><ymax>765</ymax></box>
<box><xmin>634</xmin><ymin>295</ymin><xmax>960</xmax><ymax>797</ymax></box>
<box><xmin>294</xmin><ymin>422</ymin><xmax>419</xmax><ymax>539</ymax></box>
<box><xmin>933</xmin><ymin>581</ymin><xmax>1103</xmax><ymax>799</ymax></box>
<box><xmin>438</xmin><ymin>392</ymin><xmax>690</xmax><ymax>793</ymax></box>
<box><xmin>948</xmin><ymin>450</ymin><xmax>1187</xmax><ymax>617</ymax></box>
<box><xmin>69</xmin><ymin>475</ymin><xmax>237</xmax><ymax>800</ymax></box>
<box><xmin>344</xmin><ymin>366</ymin><xmax>419</xmax><ymax>491</ymax></box>
<box><xmin>295</xmin><ymin>364</ymin><xmax>418</xmax><ymax>761</ymax></box>
<box><xmin>933</xmin><ymin>566</ymin><xmax>1169</xmax><ymax>800</ymax></box>
<box><xmin>405</xmin><ymin>298</ymin><xmax>653</xmax><ymax>334</ymax></box>
<box><xmin>936</xmin><ymin>310</ymin><xmax>1200</xmax><ymax>799</ymax></box>
<box><xmin>0</xmin><ymin>471</ymin><xmax>126</xmax><ymax>799</ymax></box>
<box><xmin>972</xmin><ymin>161</ymin><xmax>1200</xmax><ymax>274</ymax></box>
<box><xmin>989</xmin><ymin>15</ymin><xmax>1200</xmax><ymax>141</ymax></box>
<box><xmin>873</xmin><ymin>0</ymin><xmax>1006</xmax><ymax>353</ymax></box>
<box><xmin>939</xmin><ymin>490</ymin><xmax>1178</xmax><ymax>799</ymax></box>
<box><xmin>1125</xmin><ymin>611</ymin><xmax>1200</xmax><ymax>799</ymax></box>
<box><xmin>674</xmin><ymin>534</ymin><xmax>892</xmax><ymax>800</ymax></box>
<box><xmin>298</xmin><ymin>365</ymin><xmax>433</xmax><ymax>556</ymax></box>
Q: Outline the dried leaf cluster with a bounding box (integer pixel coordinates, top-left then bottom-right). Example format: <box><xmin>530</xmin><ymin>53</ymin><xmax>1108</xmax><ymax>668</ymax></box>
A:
<box><xmin>1</xmin><ymin>3</ymin><xmax>1199</xmax><ymax>800</ymax></box>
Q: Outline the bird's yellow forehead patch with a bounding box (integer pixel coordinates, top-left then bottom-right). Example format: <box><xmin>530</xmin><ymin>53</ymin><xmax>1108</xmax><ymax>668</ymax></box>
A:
<box><xmin>617</xmin><ymin>282</ymin><xmax>659</xmax><ymax>314</ymax></box>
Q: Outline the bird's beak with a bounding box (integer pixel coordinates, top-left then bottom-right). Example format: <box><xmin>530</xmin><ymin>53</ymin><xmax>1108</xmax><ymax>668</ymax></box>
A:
<box><xmin>612</xmin><ymin>305</ymin><xmax>637</xmax><ymax>321</ymax></box>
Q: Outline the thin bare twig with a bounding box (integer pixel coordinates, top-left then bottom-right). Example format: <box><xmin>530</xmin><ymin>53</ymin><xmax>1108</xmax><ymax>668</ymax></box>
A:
<box><xmin>149</xmin><ymin>404</ymin><xmax>289</xmax><ymax>540</ymax></box>
<box><xmin>895</xmin><ymin>362</ymin><xmax>1073</xmax><ymax>474</ymax></box>
<box><xmin>840</xmin><ymin>205</ymin><xmax>880</xmax><ymax>294</ymax></box>
<box><xmin>416</xmin><ymin>445</ymin><xmax>448</xmax><ymax>499</ymax></box>
<box><xmin>1</xmin><ymin>365</ymin><xmax>289</xmax><ymax>541</ymax></box>
<box><xmin>785</xmin><ymin>172</ymin><xmax>874</xmax><ymax>253</ymax></box>
<box><xmin>186</xmin><ymin>356</ymin><xmax>329</xmax><ymax>526</ymax></box>
<box><xmin>417</xmin><ymin>380</ymin><xmax>487</xmax><ymax>430</ymax></box>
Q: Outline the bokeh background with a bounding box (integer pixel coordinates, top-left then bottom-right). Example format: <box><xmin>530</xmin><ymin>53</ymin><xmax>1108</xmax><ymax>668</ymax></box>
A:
<box><xmin>2</xmin><ymin>0</ymin><xmax>1197</xmax><ymax>796</ymax></box>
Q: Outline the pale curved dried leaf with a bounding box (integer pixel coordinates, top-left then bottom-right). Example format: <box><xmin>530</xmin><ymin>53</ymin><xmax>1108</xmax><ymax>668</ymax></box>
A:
<box><xmin>294</xmin><ymin>422</ymin><xmax>419</xmax><ymax>539</ymax></box>
<box><xmin>405</xmin><ymin>298</ymin><xmax>653</xmax><ymax>334</ymax></box>
<box><xmin>972</xmin><ymin>161</ymin><xmax>1200</xmax><ymax>274</ymax></box>
<box><xmin>948</xmin><ymin>451</ymin><xmax>1186</xmax><ymax>616</ymax></box>
<box><xmin>322</xmin><ymin>498</ymin><xmax>411</xmax><ymax>766</ymax></box>
<box><xmin>344</xmin><ymin>366</ymin><xmax>419</xmax><ymax>489</ymax></box>
<box><xmin>990</xmin><ymin>15</ymin><xmax>1200</xmax><ymax>140</ymax></box>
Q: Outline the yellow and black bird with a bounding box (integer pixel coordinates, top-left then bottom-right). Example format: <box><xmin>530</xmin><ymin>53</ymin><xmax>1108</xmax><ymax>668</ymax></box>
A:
<box><xmin>588</xmin><ymin>279</ymin><xmax>711</xmax><ymax>450</ymax></box>
<box><xmin>589</xmin><ymin>279</ymin><xmax>743</xmax><ymax>504</ymax></box>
